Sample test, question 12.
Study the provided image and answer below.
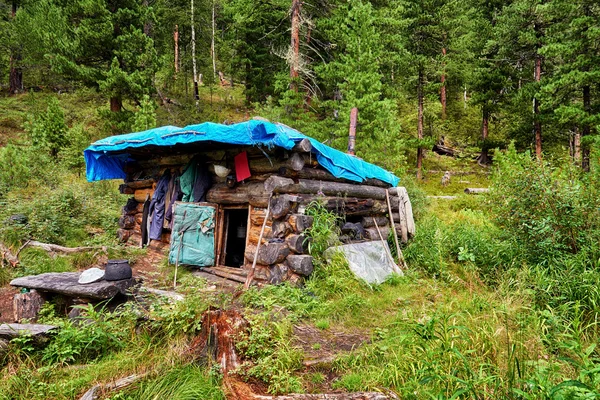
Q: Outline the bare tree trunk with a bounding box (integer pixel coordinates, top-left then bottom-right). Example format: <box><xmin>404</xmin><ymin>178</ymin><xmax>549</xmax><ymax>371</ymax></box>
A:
<box><xmin>110</xmin><ymin>96</ymin><xmax>122</xmax><ymax>113</ymax></box>
<box><xmin>142</xmin><ymin>0</ymin><xmax>151</xmax><ymax>35</ymax></box>
<box><xmin>533</xmin><ymin>55</ymin><xmax>542</xmax><ymax>160</ymax></box>
<box><xmin>441</xmin><ymin>46</ymin><xmax>447</xmax><ymax>120</ymax></box>
<box><xmin>574</xmin><ymin>127</ymin><xmax>581</xmax><ymax>164</ymax></box>
<box><xmin>211</xmin><ymin>0</ymin><xmax>217</xmax><ymax>80</ymax></box>
<box><xmin>290</xmin><ymin>0</ymin><xmax>301</xmax><ymax>91</ymax></box>
<box><xmin>8</xmin><ymin>1</ymin><xmax>23</xmax><ymax>95</ymax></box>
<box><xmin>463</xmin><ymin>85</ymin><xmax>467</xmax><ymax>109</ymax></box>
<box><xmin>582</xmin><ymin>85</ymin><xmax>591</xmax><ymax>172</ymax></box>
<box><xmin>478</xmin><ymin>107</ymin><xmax>490</xmax><ymax>165</ymax></box>
<box><xmin>191</xmin><ymin>0</ymin><xmax>200</xmax><ymax>102</ymax></box>
<box><xmin>347</xmin><ymin>107</ymin><xmax>358</xmax><ymax>155</ymax></box>
<box><xmin>174</xmin><ymin>25</ymin><xmax>179</xmax><ymax>75</ymax></box>
<box><xmin>416</xmin><ymin>70</ymin><xmax>424</xmax><ymax>180</ymax></box>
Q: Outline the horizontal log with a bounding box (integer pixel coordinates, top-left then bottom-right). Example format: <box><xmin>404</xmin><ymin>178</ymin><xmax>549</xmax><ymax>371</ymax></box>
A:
<box><xmin>464</xmin><ymin>188</ymin><xmax>489</xmax><ymax>194</ymax></box>
<box><xmin>287</xmin><ymin>152</ymin><xmax>305</xmax><ymax>172</ymax></box>
<box><xmin>134</xmin><ymin>188</ymin><xmax>154</xmax><ymax>202</ymax></box>
<box><xmin>11</xmin><ymin>273</ymin><xmax>137</xmax><ymax>300</ymax></box>
<box><xmin>252</xmin><ymin>392</ymin><xmax>396</xmax><ymax>399</ymax></box>
<box><xmin>360</xmin><ymin>216</ymin><xmax>389</xmax><ymax>228</ymax></box>
<box><xmin>272</xmin><ymin>220</ymin><xmax>292</xmax><ymax>238</ymax></box>
<box><xmin>25</xmin><ymin>241</ymin><xmax>107</xmax><ymax>255</ymax></box>
<box><xmin>298</xmin><ymin>195</ymin><xmax>389</xmax><ymax>216</ymax></box>
<box><xmin>365</xmin><ymin>226</ymin><xmax>390</xmax><ymax>241</ymax></box>
<box><xmin>0</xmin><ymin>323</ymin><xmax>57</xmax><ymax>339</ymax></box>
<box><xmin>206</xmin><ymin>182</ymin><xmax>269</xmax><ymax>205</ymax></box>
<box><xmin>278</xmin><ymin>166</ymin><xmax>390</xmax><ymax>188</ymax></box>
<box><xmin>264</xmin><ymin>176</ymin><xmax>295</xmax><ymax>193</ymax></box>
<box><xmin>245</xmin><ymin>242</ymin><xmax>289</xmax><ymax>265</ymax></box>
<box><xmin>272</xmin><ymin>179</ymin><xmax>388</xmax><ymax>200</ymax></box>
<box><xmin>201</xmin><ymin>268</ymin><xmax>247</xmax><ymax>284</ymax></box>
<box><xmin>123</xmin><ymin>178</ymin><xmax>155</xmax><ymax>189</ymax></box>
<box><xmin>118</xmin><ymin>215</ymin><xmax>136</xmax><ymax>229</ymax></box>
<box><xmin>118</xmin><ymin>184</ymin><xmax>135</xmax><ymax>194</ymax></box>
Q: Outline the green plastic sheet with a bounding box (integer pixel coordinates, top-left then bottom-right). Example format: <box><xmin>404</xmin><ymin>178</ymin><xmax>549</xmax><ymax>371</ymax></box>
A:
<box><xmin>168</xmin><ymin>203</ymin><xmax>215</xmax><ymax>267</ymax></box>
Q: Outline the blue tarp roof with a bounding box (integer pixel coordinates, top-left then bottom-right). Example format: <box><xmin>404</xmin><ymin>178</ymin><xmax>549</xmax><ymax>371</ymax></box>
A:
<box><xmin>84</xmin><ymin>120</ymin><xmax>400</xmax><ymax>186</ymax></box>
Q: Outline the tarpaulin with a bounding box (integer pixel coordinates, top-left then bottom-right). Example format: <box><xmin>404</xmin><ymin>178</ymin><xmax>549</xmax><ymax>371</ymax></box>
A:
<box><xmin>84</xmin><ymin>120</ymin><xmax>400</xmax><ymax>186</ymax></box>
<box><xmin>168</xmin><ymin>203</ymin><xmax>216</xmax><ymax>267</ymax></box>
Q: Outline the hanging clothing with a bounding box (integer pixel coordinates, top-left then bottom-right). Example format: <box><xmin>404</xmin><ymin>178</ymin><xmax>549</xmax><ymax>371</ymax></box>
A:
<box><xmin>180</xmin><ymin>156</ymin><xmax>212</xmax><ymax>202</ymax></box>
<box><xmin>234</xmin><ymin>151</ymin><xmax>251</xmax><ymax>182</ymax></box>
<box><xmin>140</xmin><ymin>195</ymin><xmax>151</xmax><ymax>247</ymax></box>
<box><xmin>165</xmin><ymin>172</ymin><xmax>183</xmax><ymax>228</ymax></box>
<box><xmin>148</xmin><ymin>170</ymin><xmax>171</xmax><ymax>240</ymax></box>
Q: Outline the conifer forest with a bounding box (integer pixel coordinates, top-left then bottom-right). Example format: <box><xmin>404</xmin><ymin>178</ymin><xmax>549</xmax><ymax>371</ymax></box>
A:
<box><xmin>1</xmin><ymin>0</ymin><xmax>600</xmax><ymax>399</ymax></box>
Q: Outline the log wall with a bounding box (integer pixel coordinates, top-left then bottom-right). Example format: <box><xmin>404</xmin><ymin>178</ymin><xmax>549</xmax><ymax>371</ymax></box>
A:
<box><xmin>115</xmin><ymin>147</ymin><xmax>415</xmax><ymax>285</ymax></box>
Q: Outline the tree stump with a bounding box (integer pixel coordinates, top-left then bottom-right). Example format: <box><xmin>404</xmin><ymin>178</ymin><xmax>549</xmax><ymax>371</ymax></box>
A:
<box><xmin>13</xmin><ymin>289</ymin><xmax>45</xmax><ymax>322</ymax></box>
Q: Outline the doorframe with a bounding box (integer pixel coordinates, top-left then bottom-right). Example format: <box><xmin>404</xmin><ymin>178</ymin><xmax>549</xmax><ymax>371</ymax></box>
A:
<box><xmin>215</xmin><ymin>204</ymin><xmax>250</xmax><ymax>268</ymax></box>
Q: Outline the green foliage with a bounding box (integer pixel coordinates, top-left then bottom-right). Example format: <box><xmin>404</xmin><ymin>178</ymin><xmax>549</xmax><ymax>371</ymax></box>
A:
<box><xmin>131</xmin><ymin>94</ymin><xmax>157</xmax><ymax>132</ymax></box>
<box><xmin>237</xmin><ymin>312</ymin><xmax>304</xmax><ymax>395</ymax></box>
<box><xmin>125</xmin><ymin>364</ymin><xmax>224</xmax><ymax>400</ymax></box>
<box><xmin>27</xmin><ymin>97</ymin><xmax>69</xmax><ymax>158</ymax></box>
<box><xmin>148</xmin><ymin>292</ymin><xmax>210</xmax><ymax>337</ymax></box>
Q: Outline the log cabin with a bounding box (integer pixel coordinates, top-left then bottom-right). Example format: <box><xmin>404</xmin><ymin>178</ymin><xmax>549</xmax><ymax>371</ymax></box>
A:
<box><xmin>84</xmin><ymin>119</ymin><xmax>415</xmax><ymax>286</ymax></box>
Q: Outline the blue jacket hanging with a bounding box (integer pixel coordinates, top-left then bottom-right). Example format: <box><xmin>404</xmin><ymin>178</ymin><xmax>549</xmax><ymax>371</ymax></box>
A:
<box><xmin>148</xmin><ymin>170</ymin><xmax>171</xmax><ymax>240</ymax></box>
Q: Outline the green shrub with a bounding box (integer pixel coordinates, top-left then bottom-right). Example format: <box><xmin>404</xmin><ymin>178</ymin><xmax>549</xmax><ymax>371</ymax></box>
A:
<box><xmin>27</xmin><ymin>97</ymin><xmax>69</xmax><ymax>158</ymax></box>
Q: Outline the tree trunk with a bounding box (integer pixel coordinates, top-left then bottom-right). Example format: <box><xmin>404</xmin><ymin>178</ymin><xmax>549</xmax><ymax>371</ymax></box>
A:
<box><xmin>8</xmin><ymin>1</ymin><xmax>23</xmax><ymax>95</ymax></box>
<box><xmin>348</xmin><ymin>107</ymin><xmax>358</xmax><ymax>155</ymax></box>
<box><xmin>110</xmin><ymin>96</ymin><xmax>122</xmax><ymax>112</ymax></box>
<box><xmin>174</xmin><ymin>25</ymin><xmax>179</xmax><ymax>75</ymax></box>
<box><xmin>211</xmin><ymin>0</ymin><xmax>217</xmax><ymax>79</ymax></box>
<box><xmin>416</xmin><ymin>69</ymin><xmax>424</xmax><ymax>179</ymax></box>
<box><xmin>582</xmin><ymin>85</ymin><xmax>591</xmax><ymax>171</ymax></box>
<box><xmin>478</xmin><ymin>107</ymin><xmax>490</xmax><ymax>165</ymax></box>
<box><xmin>441</xmin><ymin>47</ymin><xmax>447</xmax><ymax>120</ymax></box>
<box><xmin>289</xmin><ymin>0</ymin><xmax>301</xmax><ymax>91</ymax></box>
<box><xmin>534</xmin><ymin>55</ymin><xmax>542</xmax><ymax>160</ymax></box>
<box><xmin>142</xmin><ymin>0</ymin><xmax>152</xmax><ymax>35</ymax></box>
<box><xmin>191</xmin><ymin>0</ymin><xmax>200</xmax><ymax>102</ymax></box>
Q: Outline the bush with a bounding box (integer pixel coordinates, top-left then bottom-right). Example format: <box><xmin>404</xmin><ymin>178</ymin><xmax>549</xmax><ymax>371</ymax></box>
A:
<box><xmin>27</xmin><ymin>97</ymin><xmax>69</xmax><ymax>158</ymax></box>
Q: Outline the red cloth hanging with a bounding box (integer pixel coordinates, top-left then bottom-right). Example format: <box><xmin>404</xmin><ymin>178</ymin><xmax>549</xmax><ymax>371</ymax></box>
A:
<box><xmin>234</xmin><ymin>151</ymin><xmax>251</xmax><ymax>182</ymax></box>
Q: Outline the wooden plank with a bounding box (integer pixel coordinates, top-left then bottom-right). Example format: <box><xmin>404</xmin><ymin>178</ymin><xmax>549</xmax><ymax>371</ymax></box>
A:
<box><xmin>10</xmin><ymin>273</ymin><xmax>137</xmax><ymax>300</ymax></box>
<box><xmin>0</xmin><ymin>323</ymin><xmax>56</xmax><ymax>339</ymax></box>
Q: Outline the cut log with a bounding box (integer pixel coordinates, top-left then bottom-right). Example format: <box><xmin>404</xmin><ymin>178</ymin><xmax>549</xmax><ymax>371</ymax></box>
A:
<box><xmin>13</xmin><ymin>289</ymin><xmax>45</xmax><ymax>322</ymax></box>
<box><xmin>464</xmin><ymin>188</ymin><xmax>489</xmax><ymax>194</ymax></box>
<box><xmin>134</xmin><ymin>188</ymin><xmax>154</xmax><ymax>202</ymax></box>
<box><xmin>286</xmin><ymin>234</ymin><xmax>311</xmax><ymax>254</ymax></box>
<box><xmin>287</xmin><ymin>152</ymin><xmax>305</xmax><ymax>172</ymax></box>
<box><xmin>272</xmin><ymin>179</ymin><xmax>387</xmax><ymax>200</ymax></box>
<box><xmin>123</xmin><ymin>178</ymin><xmax>155</xmax><ymax>189</ymax></box>
<box><xmin>122</xmin><ymin>198</ymin><xmax>141</xmax><ymax>215</ymax></box>
<box><xmin>189</xmin><ymin>309</ymin><xmax>248</xmax><ymax>373</ymax></box>
<box><xmin>118</xmin><ymin>184</ymin><xmax>135</xmax><ymax>195</ymax></box>
<box><xmin>286</xmin><ymin>255</ymin><xmax>313</xmax><ymax>276</ymax></box>
<box><xmin>271</xmin><ymin>220</ymin><xmax>292</xmax><ymax>238</ymax></box>
<box><xmin>360</xmin><ymin>216</ymin><xmax>389</xmax><ymax>228</ymax></box>
<box><xmin>118</xmin><ymin>215</ymin><xmax>136</xmax><ymax>229</ymax></box>
<box><xmin>270</xmin><ymin>196</ymin><xmax>295</xmax><ymax>220</ymax></box>
<box><xmin>0</xmin><ymin>323</ymin><xmax>56</xmax><ymax>339</ymax></box>
<box><xmin>264</xmin><ymin>176</ymin><xmax>295</xmax><ymax>193</ymax></box>
<box><xmin>10</xmin><ymin>273</ymin><xmax>137</xmax><ymax>300</ymax></box>
<box><xmin>269</xmin><ymin>263</ymin><xmax>289</xmax><ymax>284</ymax></box>
<box><xmin>288</xmin><ymin>214</ymin><xmax>313</xmax><ymax>232</ymax></box>
<box><xmin>365</xmin><ymin>226</ymin><xmax>390</xmax><ymax>241</ymax></box>
<box><xmin>254</xmin><ymin>242</ymin><xmax>289</xmax><ymax>265</ymax></box>
<box><xmin>80</xmin><ymin>373</ymin><xmax>148</xmax><ymax>400</ymax></box>
<box><xmin>292</xmin><ymin>138</ymin><xmax>312</xmax><ymax>153</ymax></box>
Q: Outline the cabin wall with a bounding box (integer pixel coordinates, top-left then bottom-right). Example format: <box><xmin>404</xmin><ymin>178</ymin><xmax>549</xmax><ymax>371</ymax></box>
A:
<box><xmin>115</xmin><ymin>145</ymin><xmax>414</xmax><ymax>286</ymax></box>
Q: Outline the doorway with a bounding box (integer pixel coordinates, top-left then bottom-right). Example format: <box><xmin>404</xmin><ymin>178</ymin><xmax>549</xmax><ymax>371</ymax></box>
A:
<box><xmin>220</xmin><ymin>208</ymin><xmax>249</xmax><ymax>267</ymax></box>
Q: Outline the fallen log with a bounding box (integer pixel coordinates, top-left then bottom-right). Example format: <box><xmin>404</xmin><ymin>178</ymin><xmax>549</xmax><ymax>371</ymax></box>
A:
<box><xmin>0</xmin><ymin>323</ymin><xmax>57</xmax><ymax>339</ymax></box>
<box><xmin>79</xmin><ymin>373</ymin><xmax>149</xmax><ymax>400</ymax></box>
<box><xmin>11</xmin><ymin>273</ymin><xmax>137</xmax><ymax>300</ymax></box>
<box><xmin>139</xmin><ymin>287</ymin><xmax>185</xmax><ymax>302</ymax></box>
<box><xmin>201</xmin><ymin>267</ymin><xmax>247</xmax><ymax>284</ymax></box>
<box><xmin>24</xmin><ymin>241</ymin><xmax>107</xmax><ymax>255</ymax></box>
<box><xmin>464</xmin><ymin>188</ymin><xmax>489</xmax><ymax>194</ymax></box>
<box><xmin>0</xmin><ymin>242</ymin><xmax>19</xmax><ymax>267</ymax></box>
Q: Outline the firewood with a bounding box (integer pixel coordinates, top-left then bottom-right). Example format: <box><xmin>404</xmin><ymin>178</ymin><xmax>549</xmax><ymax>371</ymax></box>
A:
<box><xmin>360</xmin><ymin>216</ymin><xmax>389</xmax><ymax>228</ymax></box>
<box><xmin>288</xmin><ymin>214</ymin><xmax>313</xmax><ymax>232</ymax></box>
<box><xmin>271</xmin><ymin>220</ymin><xmax>292</xmax><ymax>238</ymax></box>
<box><xmin>207</xmin><ymin>182</ymin><xmax>269</xmax><ymax>204</ymax></box>
<box><xmin>264</xmin><ymin>176</ymin><xmax>295</xmax><ymax>193</ymax></box>
<box><xmin>270</xmin><ymin>196</ymin><xmax>293</xmax><ymax>220</ymax></box>
<box><xmin>118</xmin><ymin>215</ymin><xmax>136</xmax><ymax>229</ymax></box>
<box><xmin>278</xmin><ymin>166</ymin><xmax>390</xmax><ymax>188</ymax></box>
<box><xmin>464</xmin><ymin>188</ymin><xmax>489</xmax><ymax>194</ymax></box>
<box><xmin>285</xmin><ymin>234</ymin><xmax>311</xmax><ymax>254</ymax></box>
<box><xmin>118</xmin><ymin>184</ymin><xmax>135</xmax><ymax>194</ymax></box>
<box><xmin>292</xmin><ymin>138</ymin><xmax>312</xmax><ymax>153</ymax></box>
<box><xmin>256</xmin><ymin>242</ymin><xmax>289</xmax><ymax>265</ymax></box>
<box><xmin>287</xmin><ymin>152</ymin><xmax>305</xmax><ymax>172</ymax></box>
<box><xmin>286</xmin><ymin>255</ymin><xmax>313</xmax><ymax>276</ymax></box>
<box><xmin>269</xmin><ymin>263</ymin><xmax>289</xmax><ymax>284</ymax></box>
<box><xmin>365</xmin><ymin>226</ymin><xmax>390</xmax><ymax>241</ymax></box>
